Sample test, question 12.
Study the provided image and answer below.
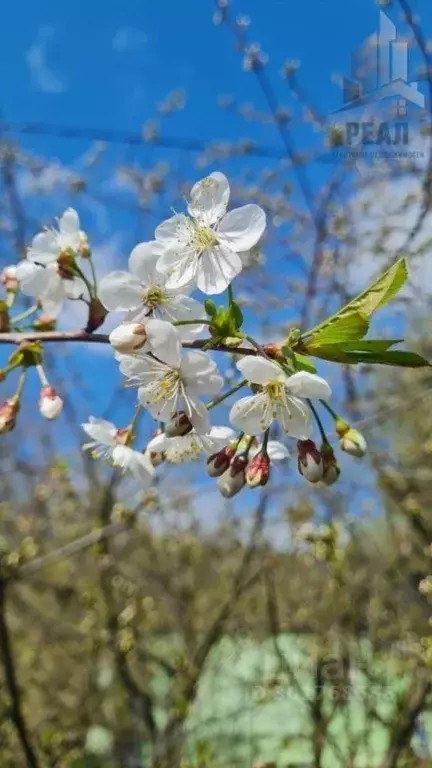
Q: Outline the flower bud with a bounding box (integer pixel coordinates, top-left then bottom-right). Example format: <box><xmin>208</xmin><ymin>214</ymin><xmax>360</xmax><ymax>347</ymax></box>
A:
<box><xmin>33</xmin><ymin>314</ymin><xmax>56</xmax><ymax>331</ymax></box>
<box><xmin>145</xmin><ymin>448</ymin><xmax>165</xmax><ymax>468</ymax></box>
<box><xmin>246</xmin><ymin>451</ymin><xmax>271</xmax><ymax>488</ymax></box>
<box><xmin>297</xmin><ymin>440</ymin><xmax>323</xmax><ymax>484</ymax></box>
<box><xmin>86</xmin><ymin>298</ymin><xmax>108</xmax><ymax>333</ymax></box>
<box><xmin>0</xmin><ymin>301</ymin><xmax>10</xmax><ymax>332</ymax></box>
<box><xmin>39</xmin><ymin>386</ymin><xmax>63</xmax><ymax>420</ymax></box>
<box><xmin>164</xmin><ymin>411</ymin><xmax>193</xmax><ymax>438</ymax></box>
<box><xmin>339</xmin><ymin>427</ymin><xmax>367</xmax><ymax>458</ymax></box>
<box><xmin>57</xmin><ymin>249</ymin><xmax>77</xmax><ymax>279</ymax></box>
<box><xmin>0</xmin><ymin>397</ymin><xmax>19</xmax><ymax>434</ymax></box>
<box><xmin>217</xmin><ymin>468</ymin><xmax>246</xmax><ymax>498</ymax></box>
<box><xmin>109</xmin><ymin>323</ymin><xmax>147</xmax><ymax>353</ymax></box>
<box><xmin>207</xmin><ymin>445</ymin><xmax>236</xmax><ymax>477</ymax></box>
<box><xmin>1</xmin><ymin>265</ymin><xmax>18</xmax><ymax>294</ymax></box>
<box><xmin>321</xmin><ymin>443</ymin><xmax>340</xmax><ymax>487</ymax></box>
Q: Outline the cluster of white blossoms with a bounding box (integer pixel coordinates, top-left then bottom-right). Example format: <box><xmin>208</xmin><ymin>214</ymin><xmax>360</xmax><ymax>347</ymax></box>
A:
<box><xmin>0</xmin><ymin>170</ymin><xmax>381</xmax><ymax>497</ymax></box>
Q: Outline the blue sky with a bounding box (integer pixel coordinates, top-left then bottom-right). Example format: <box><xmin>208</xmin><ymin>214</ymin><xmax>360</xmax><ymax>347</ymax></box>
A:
<box><xmin>0</xmin><ymin>0</ymin><xmax>430</xmax><ymax>484</ymax></box>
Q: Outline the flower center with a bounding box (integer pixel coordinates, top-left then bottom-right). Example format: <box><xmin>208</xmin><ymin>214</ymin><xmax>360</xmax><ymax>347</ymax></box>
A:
<box><xmin>145</xmin><ymin>285</ymin><xmax>167</xmax><ymax>308</ymax></box>
<box><xmin>150</xmin><ymin>370</ymin><xmax>181</xmax><ymax>404</ymax></box>
<box><xmin>189</xmin><ymin>222</ymin><xmax>219</xmax><ymax>256</ymax></box>
<box><xmin>264</xmin><ymin>380</ymin><xmax>285</xmax><ymax>402</ymax></box>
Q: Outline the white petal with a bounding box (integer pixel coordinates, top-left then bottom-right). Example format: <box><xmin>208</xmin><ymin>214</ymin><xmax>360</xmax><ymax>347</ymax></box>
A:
<box><xmin>236</xmin><ymin>356</ymin><xmax>284</xmax><ymax>385</ymax></box>
<box><xmin>200</xmin><ymin>425</ymin><xmax>236</xmax><ymax>455</ymax></box>
<box><xmin>139</xmin><ymin>390</ymin><xmax>177</xmax><ymax>423</ymax></box>
<box><xmin>58</xmin><ymin>208</ymin><xmax>81</xmax><ymax>250</ymax></box>
<box><xmin>28</xmin><ymin>231</ymin><xmax>59</xmax><ymax>264</ymax></box>
<box><xmin>278</xmin><ymin>397</ymin><xmax>311</xmax><ymax>440</ymax></box>
<box><xmin>229</xmin><ymin>393</ymin><xmax>271</xmax><ymax>433</ymax></box>
<box><xmin>82</xmin><ymin>418</ymin><xmax>116</xmax><ymax>446</ymax></box>
<box><xmin>112</xmin><ymin>446</ymin><xmax>154</xmax><ymax>486</ymax></box>
<box><xmin>146</xmin><ymin>319</ymin><xmax>181</xmax><ymax>368</ymax></box>
<box><xmin>266</xmin><ymin>441</ymin><xmax>290</xmax><ymax>462</ymax></box>
<box><xmin>184</xmin><ymin>394</ymin><xmax>210</xmax><ymax>435</ymax></box>
<box><xmin>188</xmin><ymin>172</ymin><xmax>230</xmax><ymax>226</ymax></box>
<box><xmin>128</xmin><ymin>241</ymin><xmax>161</xmax><ymax>285</ymax></box>
<box><xmin>195</xmin><ymin>245</ymin><xmax>242</xmax><ymax>295</ymax></box>
<box><xmin>15</xmin><ymin>261</ymin><xmax>51</xmax><ymax>296</ymax></box>
<box><xmin>286</xmin><ymin>372</ymin><xmax>332</xmax><ymax>401</ymax></box>
<box><xmin>161</xmin><ymin>295</ymin><xmax>206</xmax><ymax>336</ymax></box>
<box><xmin>146</xmin><ymin>432</ymin><xmax>169</xmax><ymax>453</ymax></box>
<box><xmin>99</xmin><ymin>271</ymin><xmax>144</xmax><ymax>312</ymax></box>
<box><xmin>65</xmin><ymin>276</ymin><xmax>86</xmax><ymax>300</ymax></box>
<box><xmin>157</xmin><ymin>250</ymin><xmax>198</xmax><ymax>291</ymax></box>
<box><xmin>217</xmin><ymin>204</ymin><xmax>266</xmax><ymax>252</ymax></box>
<box><xmin>155</xmin><ymin>214</ymin><xmax>190</xmax><ymax>247</ymax></box>
<box><xmin>181</xmin><ymin>349</ymin><xmax>218</xmax><ymax>378</ymax></box>
<box><xmin>40</xmin><ymin>272</ymin><xmax>65</xmax><ymax>317</ymax></box>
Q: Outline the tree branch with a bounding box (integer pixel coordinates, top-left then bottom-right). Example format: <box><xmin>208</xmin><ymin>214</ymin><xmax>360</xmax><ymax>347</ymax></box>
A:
<box><xmin>0</xmin><ymin>578</ymin><xmax>41</xmax><ymax>768</ymax></box>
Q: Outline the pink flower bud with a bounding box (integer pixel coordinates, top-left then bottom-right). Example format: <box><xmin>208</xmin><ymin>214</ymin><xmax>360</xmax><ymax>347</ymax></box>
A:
<box><xmin>164</xmin><ymin>411</ymin><xmax>193</xmax><ymax>438</ymax></box>
<box><xmin>246</xmin><ymin>452</ymin><xmax>270</xmax><ymax>488</ymax></box>
<box><xmin>39</xmin><ymin>386</ymin><xmax>63</xmax><ymax>420</ymax></box>
<box><xmin>1</xmin><ymin>265</ymin><xmax>18</xmax><ymax>294</ymax></box>
<box><xmin>207</xmin><ymin>445</ymin><xmax>236</xmax><ymax>477</ymax></box>
<box><xmin>109</xmin><ymin>323</ymin><xmax>148</xmax><ymax>353</ymax></box>
<box><xmin>297</xmin><ymin>440</ymin><xmax>323</xmax><ymax>484</ymax></box>
<box><xmin>0</xmin><ymin>397</ymin><xmax>20</xmax><ymax>434</ymax></box>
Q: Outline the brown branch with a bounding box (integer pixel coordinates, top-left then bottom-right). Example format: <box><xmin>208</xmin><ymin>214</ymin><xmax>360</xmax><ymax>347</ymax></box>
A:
<box><xmin>379</xmin><ymin>672</ymin><xmax>431</xmax><ymax>768</ymax></box>
<box><xmin>0</xmin><ymin>330</ymin><xmax>259</xmax><ymax>355</ymax></box>
<box><xmin>0</xmin><ymin>578</ymin><xmax>41</xmax><ymax>768</ymax></box>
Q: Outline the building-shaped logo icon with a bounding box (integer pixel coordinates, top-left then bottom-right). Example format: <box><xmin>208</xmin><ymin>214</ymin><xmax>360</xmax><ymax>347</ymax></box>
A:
<box><xmin>336</xmin><ymin>11</ymin><xmax>425</xmax><ymax>116</ymax></box>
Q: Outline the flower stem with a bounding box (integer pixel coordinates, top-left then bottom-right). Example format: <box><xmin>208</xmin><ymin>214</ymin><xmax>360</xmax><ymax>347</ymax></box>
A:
<box><xmin>73</xmin><ymin>264</ymin><xmax>95</xmax><ymax>301</ymax></box>
<box><xmin>319</xmin><ymin>400</ymin><xmax>340</xmax><ymax>421</ymax></box>
<box><xmin>35</xmin><ymin>364</ymin><xmax>49</xmax><ymax>387</ymax></box>
<box><xmin>12</xmin><ymin>305</ymin><xmax>39</xmax><ymax>325</ymax></box>
<box><xmin>173</xmin><ymin>319</ymin><xmax>211</xmax><ymax>326</ymax></box>
<box><xmin>15</xmin><ymin>370</ymin><xmax>27</xmax><ymax>399</ymax></box>
<box><xmin>307</xmin><ymin>399</ymin><xmax>328</xmax><ymax>444</ymax></box>
<box><xmin>227</xmin><ymin>284</ymin><xmax>234</xmax><ymax>306</ymax></box>
<box><xmin>207</xmin><ymin>379</ymin><xmax>247</xmax><ymax>410</ymax></box>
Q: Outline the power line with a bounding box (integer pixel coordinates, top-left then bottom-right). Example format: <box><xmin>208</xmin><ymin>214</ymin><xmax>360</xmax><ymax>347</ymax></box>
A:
<box><xmin>2</xmin><ymin>120</ymin><xmax>287</xmax><ymax>160</ymax></box>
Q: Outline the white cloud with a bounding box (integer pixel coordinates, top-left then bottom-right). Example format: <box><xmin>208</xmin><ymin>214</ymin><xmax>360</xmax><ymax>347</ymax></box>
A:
<box><xmin>26</xmin><ymin>26</ymin><xmax>66</xmax><ymax>94</ymax></box>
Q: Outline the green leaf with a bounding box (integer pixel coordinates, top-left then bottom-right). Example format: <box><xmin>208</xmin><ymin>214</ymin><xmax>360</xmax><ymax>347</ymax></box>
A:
<box><xmin>307</xmin><ymin>345</ymin><xmax>430</xmax><ymax>367</ymax></box>
<box><xmin>303</xmin><ymin>311</ymin><xmax>370</xmax><ymax>346</ymax></box>
<box><xmin>229</xmin><ymin>300</ymin><xmax>244</xmax><ymax>331</ymax></box>
<box><xmin>300</xmin><ymin>258</ymin><xmax>407</xmax><ymax>346</ymax></box>
<box><xmin>331</xmin><ymin>339</ymin><xmax>404</xmax><ymax>352</ymax></box>
<box><xmin>204</xmin><ymin>299</ymin><xmax>217</xmax><ymax>317</ymax></box>
<box><xmin>292</xmin><ymin>352</ymin><xmax>317</xmax><ymax>373</ymax></box>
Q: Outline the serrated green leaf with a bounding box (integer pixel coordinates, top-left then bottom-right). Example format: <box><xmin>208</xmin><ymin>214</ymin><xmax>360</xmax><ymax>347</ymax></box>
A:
<box><xmin>352</xmin><ymin>350</ymin><xmax>430</xmax><ymax>367</ymax></box>
<box><xmin>300</xmin><ymin>258</ymin><xmax>407</xmax><ymax>346</ymax></box>
<box><xmin>292</xmin><ymin>352</ymin><xmax>317</xmax><ymax>373</ymax></box>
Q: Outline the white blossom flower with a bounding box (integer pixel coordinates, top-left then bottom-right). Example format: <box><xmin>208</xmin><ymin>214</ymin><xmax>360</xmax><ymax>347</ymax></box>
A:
<box><xmin>229</xmin><ymin>357</ymin><xmax>331</xmax><ymax>438</ymax></box>
<box><xmin>155</xmin><ymin>172</ymin><xmax>266</xmax><ymax>295</ymax></box>
<box><xmin>118</xmin><ymin>321</ymin><xmax>223</xmax><ymax>434</ymax></box>
<box><xmin>82</xmin><ymin>417</ymin><xmax>154</xmax><ymax>486</ymax></box>
<box><xmin>15</xmin><ymin>208</ymin><xmax>85</xmax><ymax>316</ymax></box>
<box><xmin>146</xmin><ymin>425</ymin><xmax>235</xmax><ymax>464</ymax></box>
<box><xmin>98</xmin><ymin>240</ymin><xmax>206</xmax><ymax>338</ymax></box>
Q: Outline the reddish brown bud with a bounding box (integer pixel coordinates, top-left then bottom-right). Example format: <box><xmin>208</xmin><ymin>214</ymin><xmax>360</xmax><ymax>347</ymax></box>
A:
<box><xmin>0</xmin><ymin>302</ymin><xmax>10</xmax><ymax>332</ymax></box>
<box><xmin>262</xmin><ymin>343</ymin><xmax>285</xmax><ymax>361</ymax></box>
<box><xmin>86</xmin><ymin>298</ymin><xmax>108</xmax><ymax>333</ymax></box>
<box><xmin>0</xmin><ymin>397</ymin><xmax>20</xmax><ymax>434</ymax></box>
<box><xmin>297</xmin><ymin>439</ymin><xmax>324</xmax><ymax>484</ymax></box>
<box><xmin>207</xmin><ymin>444</ymin><xmax>236</xmax><ymax>477</ymax></box>
<box><xmin>321</xmin><ymin>443</ymin><xmax>340</xmax><ymax>487</ymax></box>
